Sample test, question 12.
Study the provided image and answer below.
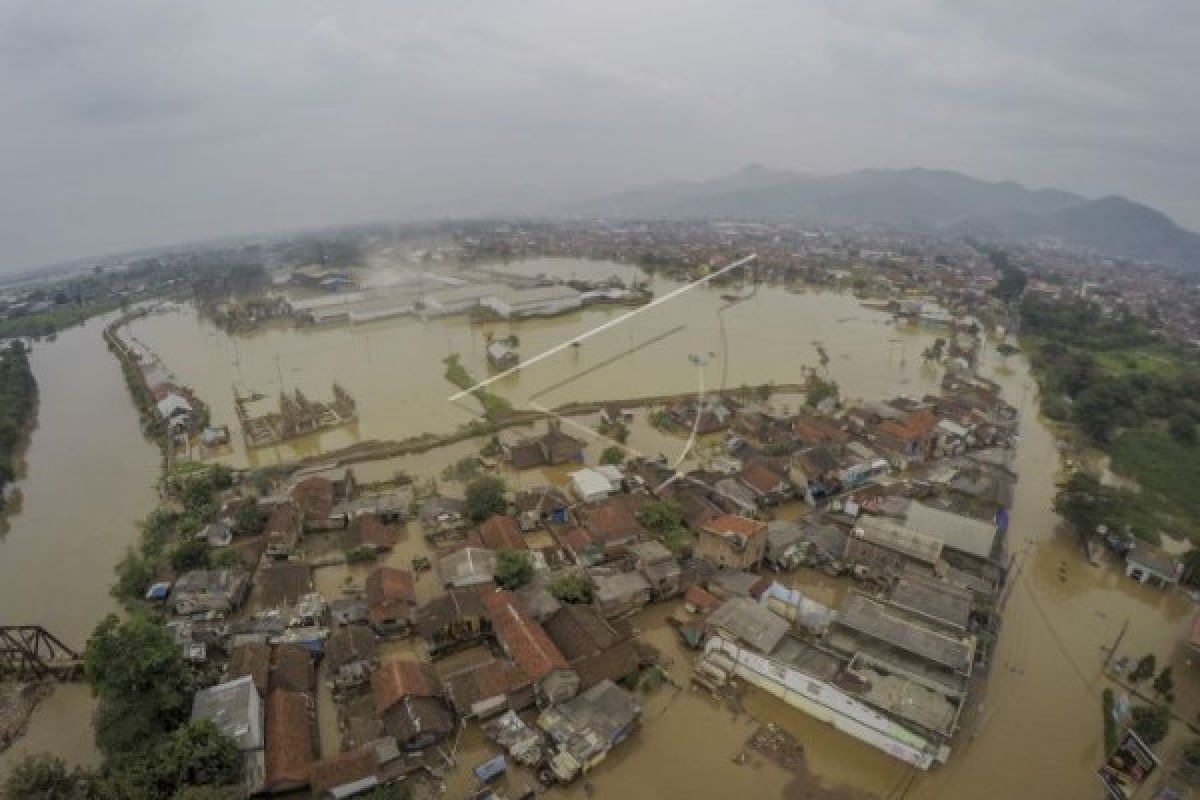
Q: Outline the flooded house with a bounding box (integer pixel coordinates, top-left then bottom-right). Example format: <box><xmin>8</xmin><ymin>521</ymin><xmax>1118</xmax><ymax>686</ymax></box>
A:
<box><xmin>486</xmin><ymin>340</ymin><xmax>519</xmax><ymax>370</ymax></box>
<box><xmin>738</xmin><ymin>459</ymin><xmax>794</xmax><ymax>506</ymax></box>
<box><xmin>371</xmin><ymin>660</ymin><xmax>455</xmax><ymax>751</ymax></box>
<box><xmin>416</xmin><ymin>589</ymin><xmax>491</xmax><ymax>657</ymax></box>
<box><xmin>695</xmin><ymin>515</ymin><xmax>767</xmax><ymax>570</ymax></box>
<box><xmin>191</xmin><ymin>675</ymin><xmax>266</xmax><ymax>793</ymax></box>
<box><xmin>627</xmin><ymin>540</ymin><xmax>682</xmax><ymax>598</ymax></box>
<box><xmin>569</xmin><ymin>466</ymin><xmax>624</xmax><ymax>503</ymax></box>
<box><xmin>537</xmin><ymin>679</ymin><xmax>643</xmax><ymax>783</ymax></box>
<box><xmin>846</xmin><ymin>516</ymin><xmax>944</xmax><ymax>577</ymax></box>
<box><xmin>577</xmin><ymin>494</ymin><xmax>648</xmax><ymax>555</ymax></box>
<box><xmin>169</xmin><ymin>568</ymin><xmax>252</xmax><ymax>616</ymax></box>
<box><xmin>478</xmin><ymin>514</ymin><xmax>528</xmax><ymax>551</ymax></box>
<box><xmin>263</xmin><ymin>689</ymin><xmax>317</xmax><ymax>794</ymax></box>
<box><xmin>264</xmin><ymin>502</ymin><xmax>303</xmax><ymax>559</ymax></box>
<box><xmin>543</xmin><ymin>604</ymin><xmax>641</xmax><ymax>690</ymax></box>
<box><xmin>419</xmin><ymin>496</ymin><xmax>467</xmax><ymax>534</ymax></box>
<box><xmin>502</xmin><ymin>422</ymin><xmax>587</xmax><ymax>469</ymax></box>
<box><xmin>325</xmin><ymin>626</ymin><xmax>381</xmax><ymax>690</ymax></box>
<box><xmin>364</xmin><ymin>567</ymin><xmax>417</xmax><ymax>637</ymax></box>
<box><xmin>257</xmin><ymin>561</ymin><xmax>315</xmax><ymax>610</ymax></box>
<box><xmin>438</xmin><ymin>547</ymin><xmax>498</xmax><ymax>589</ymax></box>
<box><xmin>308</xmin><ymin>747</ymin><xmax>382</xmax><ymax>800</ymax></box>
<box><xmin>440</xmin><ymin>653</ymin><xmax>536</xmax><ymax>720</ymax></box>
<box><xmin>343</xmin><ymin>514</ymin><xmax>401</xmax><ymax>554</ymax></box>
<box><xmin>229</xmin><ymin>641</ymin><xmax>271</xmax><ymax>697</ymax></box>
<box><xmin>514</xmin><ymin>486</ymin><xmax>571</xmax><ymax>532</ymax></box>
<box><xmin>290</xmin><ymin>475</ymin><xmax>347</xmax><ymax>532</ymax></box>
<box><xmin>482</xmin><ymin>589</ymin><xmax>580</xmax><ymax>706</ymax></box>
<box><xmin>764</xmin><ymin>520</ymin><xmax>806</xmax><ymax>571</ymax></box>
<box><xmin>702</xmin><ymin>596</ymin><xmax>955</xmax><ymax>770</ymax></box>
<box><xmin>1125</xmin><ymin>543</ymin><xmax>1182</xmax><ymax>589</ymax></box>
<box><xmin>591</xmin><ymin>571</ymin><xmax>652</xmax><ymax>618</ymax></box>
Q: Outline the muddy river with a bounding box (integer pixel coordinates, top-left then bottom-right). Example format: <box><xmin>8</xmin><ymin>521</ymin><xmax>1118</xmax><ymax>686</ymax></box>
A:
<box><xmin>0</xmin><ymin>314</ymin><xmax>160</xmax><ymax>772</ymax></box>
<box><xmin>2</xmin><ymin>260</ymin><xmax>1197</xmax><ymax>800</ymax></box>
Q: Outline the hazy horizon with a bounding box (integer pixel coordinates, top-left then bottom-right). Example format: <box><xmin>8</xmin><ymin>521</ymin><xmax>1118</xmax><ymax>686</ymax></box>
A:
<box><xmin>3</xmin><ymin>1</ymin><xmax>1198</xmax><ymax>274</ymax></box>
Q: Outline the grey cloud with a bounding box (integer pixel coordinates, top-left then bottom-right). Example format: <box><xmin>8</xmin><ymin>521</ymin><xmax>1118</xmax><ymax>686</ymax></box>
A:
<box><xmin>0</xmin><ymin>0</ymin><xmax>1198</xmax><ymax>272</ymax></box>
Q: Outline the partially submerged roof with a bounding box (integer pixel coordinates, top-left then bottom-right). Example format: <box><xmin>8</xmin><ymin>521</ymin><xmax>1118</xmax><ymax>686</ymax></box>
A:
<box><xmin>191</xmin><ymin>675</ymin><xmax>263</xmax><ymax>751</ymax></box>
<box><xmin>372</xmin><ymin>660</ymin><xmax>438</xmax><ymax>712</ymax></box>
<box><xmin>854</xmin><ymin>516</ymin><xmax>943</xmax><ymax>565</ymax></box>
<box><xmin>325</xmin><ymin>626</ymin><xmax>380</xmax><ymax>671</ymax></box>
<box><xmin>264</xmin><ymin>689</ymin><xmax>314</xmax><ymax>790</ymax></box>
<box><xmin>438</xmin><ymin>547</ymin><xmax>498</xmax><ymax>587</ymax></box>
<box><xmin>905</xmin><ymin>501</ymin><xmax>999</xmax><ymax>561</ymax></box>
<box><xmin>835</xmin><ymin>593</ymin><xmax>973</xmax><ymax>674</ymax></box>
<box><xmin>887</xmin><ymin>573</ymin><xmax>973</xmax><ymax>631</ymax></box>
<box><xmin>483</xmin><ymin>590</ymin><xmax>569</xmax><ymax>681</ymax></box>
<box><xmin>706</xmin><ymin>597</ymin><xmax>789</xmax><ymax>654</ymax></box>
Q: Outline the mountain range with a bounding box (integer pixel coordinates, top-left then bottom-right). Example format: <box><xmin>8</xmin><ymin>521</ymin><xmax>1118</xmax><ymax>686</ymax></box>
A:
<box><xmin>572</xmin><ymin>165</ymin><xmax>1200</xmax><ymax>271</ymax></box>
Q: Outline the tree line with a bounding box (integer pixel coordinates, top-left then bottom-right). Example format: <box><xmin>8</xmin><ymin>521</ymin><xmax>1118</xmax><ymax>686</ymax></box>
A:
<box><xmin>0</xmin><ymin>341</ymin><xmax>37</xmax><ymax>504</ymax></box>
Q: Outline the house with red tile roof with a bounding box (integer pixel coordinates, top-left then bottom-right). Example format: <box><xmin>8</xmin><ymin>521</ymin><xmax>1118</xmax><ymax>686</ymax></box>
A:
<box><xmin>696</xmin><ymin>514</ymin><xmax>767</xmax><ymax>570</ymax></box>
<box><xmin>577</xmin><ymin>494</ymin><xmax>647</xmax><ymax>554</ymax></box>
<box><xmin>371</xmin><ymin>660</ymin><xmax>454</xmax><ymax>750</ymax></box>
<box><xmin>482</xmin><ymin>590</ymin><xmax>579</xmax><ymax>706</ymax></box>
<box><xmin>478</xmin><ymin>515</ymin><xmax>528</xmax><ymax>551</ymax></box>
<box><xmin>364</xmin><ymin>567</ymin><xmax>416</xmax><ymax>637</ymax></box>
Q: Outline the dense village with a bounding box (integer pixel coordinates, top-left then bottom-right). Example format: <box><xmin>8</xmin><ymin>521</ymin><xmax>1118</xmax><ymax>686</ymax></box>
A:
<box><xmin>4</xmin><ymin>216</ymin><xmax>1200</xmax><ymax>800</ymax></box>
<box><xmin>116</xmin><ymin>308</ymin><xmax>1047</xmax><ymax>798</ymax></box>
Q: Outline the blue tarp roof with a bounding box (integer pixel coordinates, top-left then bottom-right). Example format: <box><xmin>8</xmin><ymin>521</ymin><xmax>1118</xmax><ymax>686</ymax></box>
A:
<box><xmin>474</xmin><ymin>755</ymin><xmax>507</xmax><ymax>782</ymax></box>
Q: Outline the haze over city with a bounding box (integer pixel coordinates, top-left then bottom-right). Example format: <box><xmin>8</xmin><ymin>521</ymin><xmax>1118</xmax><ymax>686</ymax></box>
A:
<box><xmin>3</xmin><ymin>1</ymin><xmax>1200</xmax><ymax>273</ymax></box>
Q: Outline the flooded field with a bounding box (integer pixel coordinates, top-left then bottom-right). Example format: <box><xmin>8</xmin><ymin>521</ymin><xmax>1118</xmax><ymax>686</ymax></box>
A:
<box><xmin>2</xmin><ymin>260</ymin><xmax>1198</xmax><ymax>800</ymax></box>
<box><xmin>0</xmin><ymin>315</ymin><xmax>160</xmax><ymax>772</ymax></box>
<box><xmin>122</xmin><ymin>262</ymin><xmax>944</xmax><ymax>467</ymax></box>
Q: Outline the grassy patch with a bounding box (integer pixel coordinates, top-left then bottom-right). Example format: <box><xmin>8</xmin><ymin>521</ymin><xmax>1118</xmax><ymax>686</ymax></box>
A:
<box><xmin>1111</xmin><ymin>427</ymin><xmax>1200</xmax><ymax>536</ymax></box>
<box><xmin>443</xmin><ymin>353</ymin><xmax>513</xmax><ymax>420</ymax></box>
<box><xmin>1093</xmin><ymin>345</ymin><xmax>1186</xmax><ymax>379</ymax></box>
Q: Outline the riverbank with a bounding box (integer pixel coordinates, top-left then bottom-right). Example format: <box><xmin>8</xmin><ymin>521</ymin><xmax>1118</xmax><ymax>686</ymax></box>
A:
<box><xmin>0</xmin><ymin>314</ymin><xmax>160</xmax><ymax>774</ymax></box>
<box><xmin>0</xmin><ymin>342</ymin><xmax>38</xmax><ymax>521</ymax></box>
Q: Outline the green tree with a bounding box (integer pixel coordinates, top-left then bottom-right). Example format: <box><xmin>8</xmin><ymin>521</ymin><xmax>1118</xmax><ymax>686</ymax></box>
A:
<box><xmin>1169</xmin><ymin>414</ymin><xmax>1197</xmax><ymax>445</ymax></box>
<box><xmin>1130</xmin><ymin>654</ymin><xmax>1157</xmax><ymax>684</ymax></box>
<box><xmin>1131</xmin><ymin>704</ymin><xmax>1170</xmax><ymax>745</ymax></box>
<box><xmin>84</xmin><ymin>614</ymin><xmax>194</xmax><ymax>757</ymax></box>
<box><xmin>103</xmin><ymin>719</ymin><xmax>239</xmax><ymax>800</ymax></box>
<box><xmin>170</xmin><ymin>539</ymin><xmax>211</xmax><ymax>572</ymax></box>
<box><xmin>2</xmin><ymin>754</ymin><xmax>91</xmax><ymax>800</ymax></box>
<box><xmin>494</xmin><ymin>549</ymin><xmax>533</xmax><ymax>590</ymax></box>
<box><xmin>549</xmin><ymin>572</ymin><xmax>594</xmax><ymax>604</ymax></box>
<box><xmin>1154</xmin><ymin>665</ymin><xmax>1175</xmax><ymax>699</ymax></box>
<box><xmin>805</xmin><ymin>378</ymin><xmax>839</xmax><ymax>409</ymax></box>
<box><xmin>599</xmin><ymin>446</ymin><xmax>625</xmax><ymax>466</ymax></box>
<box><xmin>1179</xmin><ymin>738</ymin><xmax>1200</xmax><ymax>785</ymax></box>
<box><xmin>1053</xmin><ymin>472</ymin><xmax>1119</xmax><ymax>537</ymax></box>
<box><xmin>636</xmin><ymin>499</ymin><xmax>685</xmax><ymax>535</ymax></box>
<box><xmin>465</xmin><ymin>476</ymin><xmax>507</xmax><ymax>521</ymax></box>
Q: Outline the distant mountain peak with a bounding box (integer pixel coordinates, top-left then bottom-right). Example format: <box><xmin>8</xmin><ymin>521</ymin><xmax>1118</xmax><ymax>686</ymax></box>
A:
<box><xmin>576</xmin><ymin>166</ymin><xmax>1200</xmax><ymax>271</ymax></box>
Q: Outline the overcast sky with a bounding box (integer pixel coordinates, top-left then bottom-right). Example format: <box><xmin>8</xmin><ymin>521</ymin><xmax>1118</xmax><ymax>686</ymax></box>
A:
<box><xmin>2</xmin><ymin>1</ymin><xmax>1198</xmax><ymax>273</ymax></box>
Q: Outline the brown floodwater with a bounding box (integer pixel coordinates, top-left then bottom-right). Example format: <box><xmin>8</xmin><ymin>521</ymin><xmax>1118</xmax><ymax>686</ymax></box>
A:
<box><xmin>0</xmin><ymin>314</ymin><xmax>160</xmax><ymax>772</ymax></box>
<box><xmin>4</xmin><ymin>261</ymin><xmax>1197</xmax><ymax>800</ymax></box>
<box><xmin>121</xmin><ymin>264</ymin><xmax>944</xmax><ymax>468</ymax></box>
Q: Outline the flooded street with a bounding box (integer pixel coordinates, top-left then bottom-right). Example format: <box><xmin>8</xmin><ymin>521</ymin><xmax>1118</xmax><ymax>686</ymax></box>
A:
<box><xmin>0</xmin><ymin>315</ymin><xmax>160</xmax><ymax>772</ymax></box>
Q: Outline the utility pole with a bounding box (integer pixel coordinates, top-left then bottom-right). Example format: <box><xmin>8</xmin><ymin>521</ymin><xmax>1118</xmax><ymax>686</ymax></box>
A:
<box><xmin>1102</xmin><ymin>617</ymin><xmax>1131</xmax><ymax>671</ymax></box>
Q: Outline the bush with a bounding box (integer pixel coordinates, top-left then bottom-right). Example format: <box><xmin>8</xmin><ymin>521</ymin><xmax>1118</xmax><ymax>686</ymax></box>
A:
<box><xmin>494</xmin><ymin>549</ymin><xmax>533</xmax><ymax>590</ymax></box>
<box><xmin>1102</xmin><ymin>688</ymin><xmax>1117</xmax><ymax>755</ymax></box>
<box><xmin>170</xmin><ymin>539</ymin><xmax>211</xmax><ymax>572</ymax></box>
<box><xmin>549</xmin><ymin>572</ymin><xmax>593</xmax><ymax>604</ymax></box>
<box><xmin>465</xmin><ymin>476</ymin><xmax>507</xmax><ymax>521</ymax></box>
<box><xmin>1131</xmin><ymin>704</ymin><xmax>1170</xmax><ymax>745</ymax></box>
<box><xmin>600</xmin><ymin>446</ymin><xmax>625</xmax><ymax>466</ymax></box>
<box><xmin>346</xmin><ymin>545</ymin><xmax>378</xmax><ymax>564</ymax></box>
